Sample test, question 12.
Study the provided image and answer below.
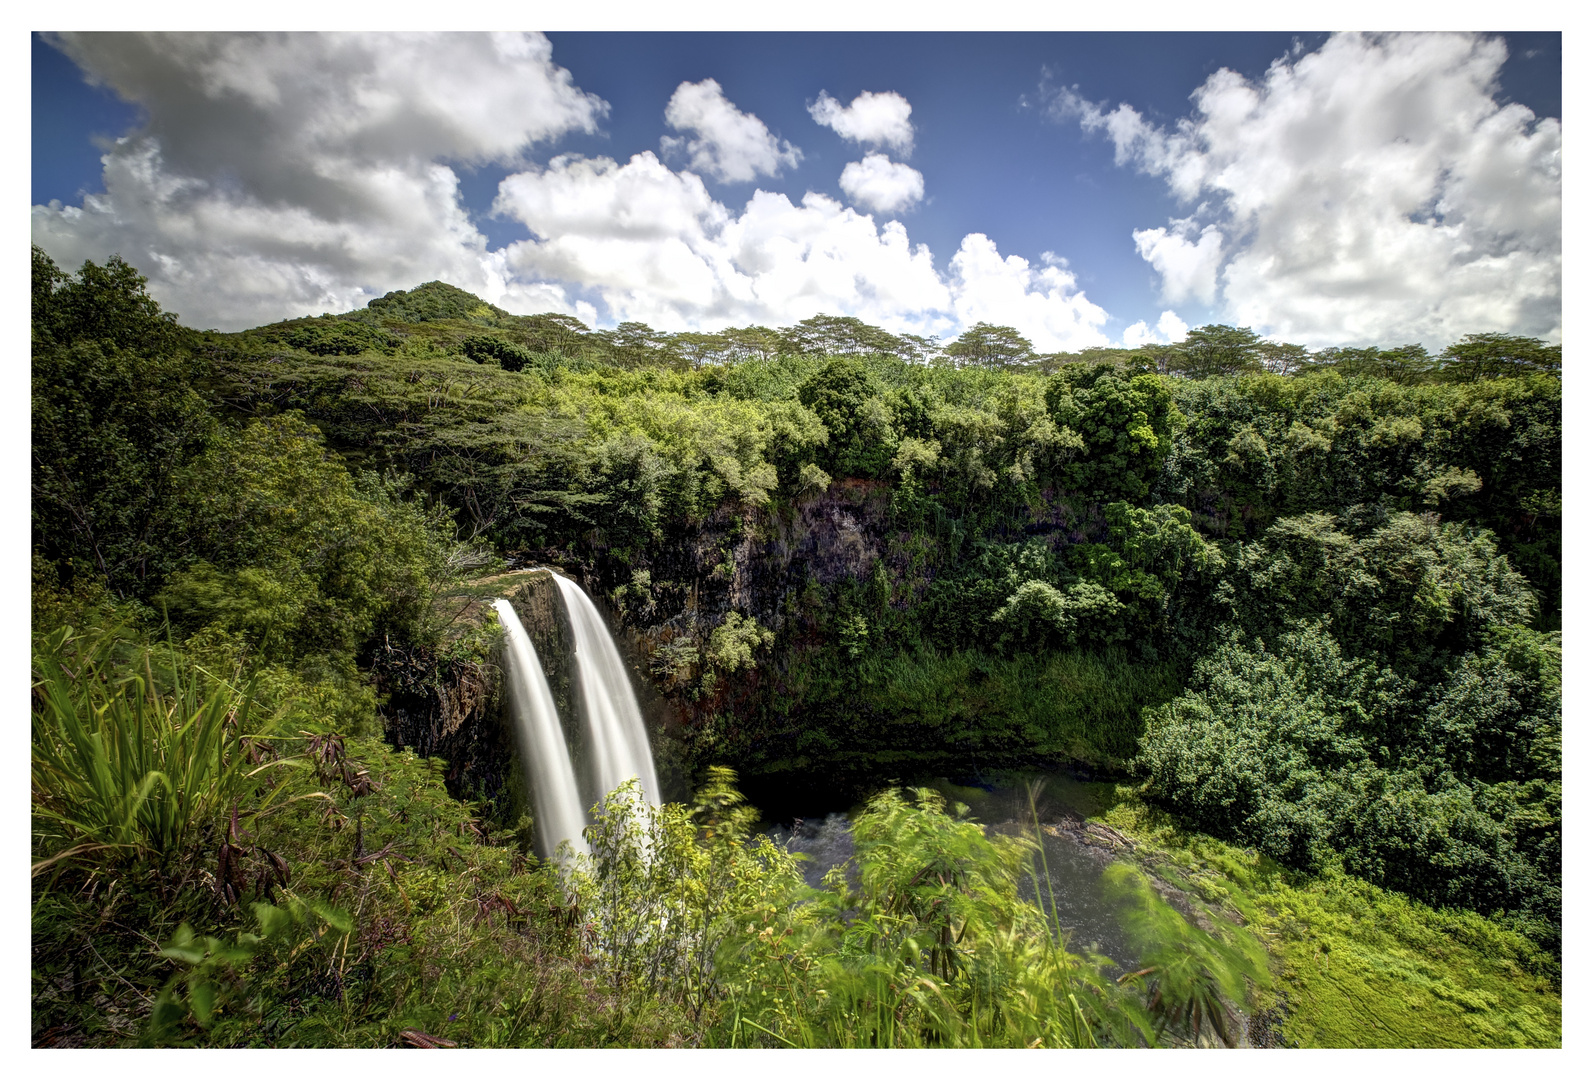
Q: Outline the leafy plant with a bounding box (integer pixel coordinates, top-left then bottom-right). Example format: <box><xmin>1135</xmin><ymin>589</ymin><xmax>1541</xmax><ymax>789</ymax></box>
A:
<box><xmin>31</xmin><ymin>623</ymin><xmax>299</xmax><ymax>872</ymax></box>
<box><xmin>705</xmin><ymin>611</ymin><xmax>774</xmax><ymax>673</ymax></box>
<box><xmin>145</xmin><ymin>896</ymin><xmax>352</xmax><ymax>1046</ymax></box>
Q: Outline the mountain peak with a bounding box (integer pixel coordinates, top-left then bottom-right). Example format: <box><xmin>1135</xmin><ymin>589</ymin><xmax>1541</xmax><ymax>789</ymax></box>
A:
<box><xmin>366</xmin><ymin>281</ymin><xmax>509</xmax><ymax>323</ymax></box>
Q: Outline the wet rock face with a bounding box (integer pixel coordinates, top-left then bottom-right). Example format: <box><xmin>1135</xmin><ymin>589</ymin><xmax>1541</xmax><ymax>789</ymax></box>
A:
<box><xmin>375</xmin><ymin>635</ymin><xmax>511</xmax><ymax>817</ymax></box>
<box><xmin>791</xmin><ymin>484</ymin><xmax>890</xmax><ymax>586</ymax></box>
<box><xmin>374</xmin><ymin>569</ymin><xmax>573</xmax><ymax>826</ymax></box>
<box><xmin>593</xmin><ymin>479</ymin><xmax>892</xmax><ymax>640</ymax></box>
<box><xmin>593</xmin><ymin>483</ymin><xmax>890</xmax><ymax>650</ymax></box>
<box><xmin>563</xmin><ymin>481</ymin><xmax>896</xmax><ymax>773</ymax></box>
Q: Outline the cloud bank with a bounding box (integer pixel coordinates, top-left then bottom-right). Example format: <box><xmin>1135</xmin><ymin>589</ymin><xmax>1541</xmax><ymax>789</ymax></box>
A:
<box><xmin>946</xmin><ymin>240</ymin><xmax>1110</xmax><ymax>351</ymax></box>
<box><xmin>33</xmin><ymin>34</ymin><xmax>1112</xmax><ymax>351</ymax></box>
<box><xmin>40</xmin><ymin>33</ymin><xmax>1551</xmax><ymax>352</ymax></box>
<box><xmin>1052</xmin><ymin>31</ymin><xmax>1561</xmax><ymax>346</ymax></box>
<box><xmin>492</xmin><ymin>152</ymin><xmax>1108</xmax><ymax>350</ymax></box>
<box><xmin>32</xmin><ymin>31</ymin><xmax>608</xmax><ymax>329</ymax></box>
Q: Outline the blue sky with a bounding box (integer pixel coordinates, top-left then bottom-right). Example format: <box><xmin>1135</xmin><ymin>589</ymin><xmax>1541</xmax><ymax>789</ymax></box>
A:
<box><xmin>31</xmin><ymin>31</ymin><xmax>1562</xmax><ymax>349</ymax></box>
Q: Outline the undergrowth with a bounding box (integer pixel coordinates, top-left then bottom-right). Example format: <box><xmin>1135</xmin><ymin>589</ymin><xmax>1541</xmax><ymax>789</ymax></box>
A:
<box><xmin>1075</xmin><ymin>783</ymin><xmax>1562</xmax><ymax>1048</ymax></box>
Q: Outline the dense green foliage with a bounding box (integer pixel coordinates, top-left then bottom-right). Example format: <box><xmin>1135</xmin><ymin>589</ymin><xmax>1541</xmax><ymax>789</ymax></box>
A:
<box><xmin>156</xmin><ymin>414</ymin><xmax>451</xmax><ymax>668</ymax></box>
<box><xmin>31</xmin><ymin>634</ymin><xmax>1261</xmax><ymax>1050</ymax></box>
<box><xmin>251</xmin><ymin>317</ymin><xmax>400</xmax><ymax>357</ymax></box>
<box><xmin>1138</xmin><ymin>621</ymin><xmax>1560</xmax><ymax>934</ymax></box>
<box><xmin>1089</xmin><ymin>785</ymin><xmax>1560</xmax><ymax>1047</ymax></box>
<box><xmin>1154</xmin><ymin>371</ymin><xmax>1560</xmax><ymax>620</ymax></box>
<box><xmin>31</xmin><ymin>247</ymin><xmax>1559</xmax><ymax>1046</ymax></box>
<box><xmin>33</xmin><ymin>248</ymin><xmax>458</xmax><ymax>706</ymax></box>
<box><xmin>33</xmin><ymin>249</ymin><xmax>212</xmax><ymax>595</ymax></box>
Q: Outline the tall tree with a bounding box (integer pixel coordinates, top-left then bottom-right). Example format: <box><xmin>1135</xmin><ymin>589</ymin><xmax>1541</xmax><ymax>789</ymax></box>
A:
<box><xmin>1307</xmin><ymin>343</ymin><xmax>1436</xmax><ymax>383</ymax></box>
<box><xmin>797</xmin><ymin>355</ymin><xmax>898</xmax><ymax>478</ymax></box>
<box><xmin>1439</xmin><ymin>334</ymin><xmax>1561</xmax><ymax>382</ymax></box>
<box><xmin>945</xmin><ymin>323</ymin><xmax>1035</xmax><ymax>369</ymax></box>
<box><xmin>1172</xmin><ymin>325</ymin><xmax>1265</xmax><ymax>378</ymax></box>
<box><xmin>779</xmin><ymin>314</ymin><xmax>907</xmax><ymax>358</ymax></box>
<box><xmin>32</xmin><ymin>248</ymin><xmax>216</xmax><ymax>594</ymax></box>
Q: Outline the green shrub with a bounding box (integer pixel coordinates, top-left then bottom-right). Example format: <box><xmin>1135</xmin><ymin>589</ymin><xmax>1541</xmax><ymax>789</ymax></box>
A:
<box><xmin>705</xmin><ymin>612</ymin><xmax>774</xmax><ymax>673</ymax></box>
<box><xmin>461</xmin><ymin>333</ymin><xmax>536</xmax><ymax>372</ymax></box>
<box><xmin>1136</xmin><ymin>622</ymin><xmax>1560</xmax><ymax>926</ymax></box>
<box><xmin>798</xmin><ymin>355</ymin><xmax>899</xmax><ymax>479</ymax></box>
<box><xmin>32</xmin><ymin>250</ymin><xmax>218</xmax><ymax>596</ymax></box>
<box><xmin>1045</xmin><ymin>364</ymin><xmax>1179</xmax><ymax>501</ymax></box>
<box><xmin>160</xmin><ymin>414</ymin><xmax>451</xmax><ymax>666</ymax></box>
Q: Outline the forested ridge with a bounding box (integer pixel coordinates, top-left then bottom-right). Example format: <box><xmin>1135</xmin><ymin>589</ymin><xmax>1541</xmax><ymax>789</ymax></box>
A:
<box><xmin>32</xmin><ymin>247</ymin><xmax>1560</xmax><ymax>1047</ymax></box>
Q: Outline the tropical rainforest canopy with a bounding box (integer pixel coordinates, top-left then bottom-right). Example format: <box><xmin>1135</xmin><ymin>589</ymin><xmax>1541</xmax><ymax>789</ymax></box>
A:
<box><xmin>31</xmin><ymin>248</ymin><xmax>1560</xmax><ymax>1048</ymax></box>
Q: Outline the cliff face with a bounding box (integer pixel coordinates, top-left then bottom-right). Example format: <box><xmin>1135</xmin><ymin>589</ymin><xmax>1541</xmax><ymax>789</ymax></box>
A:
<box><xmin>372</xmin><ymin>477</ymin><xmax>909</xmax><ymax>822</ymax></box>
<box><xmin>624</xmin><ymin>479</ymin><xmax>893</xmax><ymax>632</ymax></box>
<box><xmin>375</xmin><ymin>629</ymin><xmax>509</xmax><ymax>815</ymax></box>
<box><xmin>374</xmin><ymin>570</ymin><xmax>556</xmax><ymax>823</ymax></box>
<box><xmin>569</xmin><ymin>481</ymin><xmax>899</xmax><ymax>776</ymax></box>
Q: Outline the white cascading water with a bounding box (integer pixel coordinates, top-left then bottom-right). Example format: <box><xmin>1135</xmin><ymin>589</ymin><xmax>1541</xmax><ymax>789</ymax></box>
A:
<box><xmin>492</xmin><ymin>599</ymin><xmax>590</xmax><ymax>859</ymax></box>
<box><xmin>551</xmin><ymin>574</ymin><xmax>661</xmax><ymax>809</ymax></box>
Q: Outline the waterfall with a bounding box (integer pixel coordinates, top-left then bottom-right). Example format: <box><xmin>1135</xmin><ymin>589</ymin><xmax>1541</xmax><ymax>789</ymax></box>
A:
<box><xmin>492</xmin><ymin>599</ymin><xmax>589</xmax><ymax>859</ymax></box>
<box><xmin>551</xmin><ymin>575</ymin><xmax>661</xmax><ymax>809</ymax></box>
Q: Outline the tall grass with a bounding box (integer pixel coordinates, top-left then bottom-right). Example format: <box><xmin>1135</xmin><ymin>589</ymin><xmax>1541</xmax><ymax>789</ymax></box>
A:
<box><xmin>31</xmin><ymin>624</ymin><xmax>289</xmax><ymax>872</ymax></box>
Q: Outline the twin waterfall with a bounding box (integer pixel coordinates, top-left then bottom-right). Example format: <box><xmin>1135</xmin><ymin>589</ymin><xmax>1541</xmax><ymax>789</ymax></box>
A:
<box><xmin>492</xmin><ymin>598</ymin><xmax>590</xmax><ymax>859</ymax></box>
<box><xmin>493</xmin><ymin>576</ymin><xmax>658</xmax><ymax>859</ymax></box>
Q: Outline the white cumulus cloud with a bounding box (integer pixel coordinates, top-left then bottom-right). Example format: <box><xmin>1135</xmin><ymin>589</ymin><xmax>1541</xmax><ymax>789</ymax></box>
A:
<box><xmin>660</xmin><ymin>79</ymin><xmax>801</xmax><ymax>184</ymax></box>
<box><xmin>809</xmin><ymin>90</ymin><xmax>915</xmax><ymax>155</ymax></box>
<box><xmin>947</xmin><ymin>236</ymin><xmax>1111</xmax><ymax>353</ymax></box>
<box><xmin>838</xmin><ymin>153</ymin><xmax>925</xmax><ymax>215</ymax></box>
<box><xmin>494</xmin><ymin>155</ymin><xmax>1116</xmax><ymax>346</ymax></box>
<box><xmin>33</xmin><ymin>33</ymin><xmax>1116</xmax><ymax>347</ymax></box>
<box><xmin>1132</xmin><ymin>217</ymin><xmax>1223</xmax><ymax>306</ymax></box>
<box><xmin>1122</xmin><ymin>310</ymin><xmax>1191</xmax><ymax>348</ymax></box>
<box><xmin>494</xmin><ymin>151</ymin><xmax>950</xmax><ymax>333</ymax></box>
<box><xmin>31</xmin><ymin>31</ymin><xmax>607</xmax><ymax>329</ymax></box>
<box><xmin>1053</xmin><ymin>31</ymin><xmax>1561</xmax><ymax>346</ymax></box>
